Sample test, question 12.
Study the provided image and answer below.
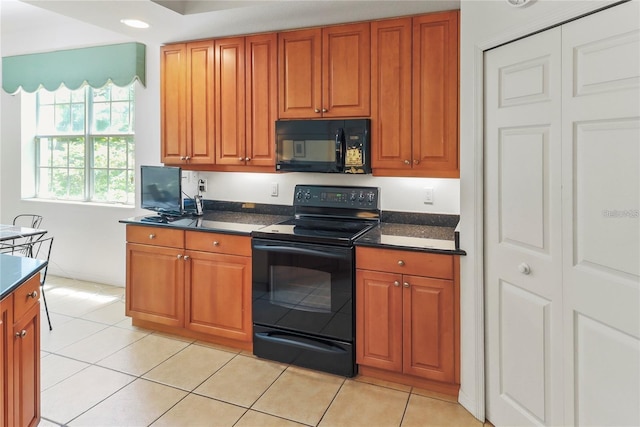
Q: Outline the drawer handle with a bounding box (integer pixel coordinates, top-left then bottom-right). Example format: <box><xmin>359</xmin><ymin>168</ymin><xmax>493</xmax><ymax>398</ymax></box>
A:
<box><xmin>149</xmin><ymin>234</ymin><xmax>156</xmax><ymax>239</ymax></box>
<box><xmin>393</xmin><ymin>281</ymin><xmax>400</xmax><ymax>287</ymax></box>
<box><xmin>403</xmin><ymin>282</ymin><xmax>410</xmax><ymax>288</ymax></box>
<box><xmin>213</xmin><ymin>241</ymin><xmax>220</xmax><ymax>246</ymax></box>
<box><xmin>15</xmin><ymin>330</ymin><xmax>27</xmax><ymax>338</ymax></box>
<box><xmin>397</xmin><ymin>260</ymin><xmax>405</xmax><ymax>266</ymax></box>
<box><xmin>27</xmin><ymin>290</ymin><xmax>38</xmax><ymax>299</ymax></box>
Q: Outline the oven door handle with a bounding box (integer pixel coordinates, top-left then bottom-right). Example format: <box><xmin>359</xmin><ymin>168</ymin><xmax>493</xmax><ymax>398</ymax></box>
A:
<box><xmin>255</xmin><ymin>331</ymin><xmax>348</xmax><ymax>354</ymax></box>
<box><xmin>252</xmin><ymin>244</ymin><xmax>346</xmax><ymax>259</ymax></box>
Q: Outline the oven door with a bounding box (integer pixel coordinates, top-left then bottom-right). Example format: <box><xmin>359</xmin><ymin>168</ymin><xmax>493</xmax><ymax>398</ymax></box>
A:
<box><xmin>252</xmin><ymin>238</ymin><xmax>354</xmax><ymax>342</ymax></box>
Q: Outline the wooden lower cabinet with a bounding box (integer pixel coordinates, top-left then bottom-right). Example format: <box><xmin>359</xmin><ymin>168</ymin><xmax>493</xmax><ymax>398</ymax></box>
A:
<box><xmin>125</xmin><ymin>225</ymin><xmax>252</xmax><ymax>349</ymax></box>
<box><xmin>1</xmin><ymin>274</ymin><xmax>41</xmax><ymax>427</ymax></box>
<box><xmin>356</xmin><ymin>247</ymin><xmax>459</xmax><ymax>395</ymax></box>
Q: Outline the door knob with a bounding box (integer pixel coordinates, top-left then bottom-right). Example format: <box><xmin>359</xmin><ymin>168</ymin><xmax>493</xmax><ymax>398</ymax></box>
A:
<box><xmin>518</xmin><ymin>263</ymin><xmax>531</xmax><ymax>275</ymax></box>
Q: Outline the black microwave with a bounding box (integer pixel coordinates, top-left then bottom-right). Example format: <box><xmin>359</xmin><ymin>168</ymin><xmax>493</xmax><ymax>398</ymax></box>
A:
<box><xmin>275</xmin><ymin>119</ymin><xmax>371</xmax><ymax>173</ymax></box>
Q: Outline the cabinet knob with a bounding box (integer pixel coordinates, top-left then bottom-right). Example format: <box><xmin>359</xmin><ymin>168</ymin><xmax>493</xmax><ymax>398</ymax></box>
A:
<box><xmin>15</xmin><ymin>330</ymin><xmax>27</xmax><ymax>338</ymax></box>
<box><xmin>149</xmin><ymin>234</ymin><xmax>156</xmax><ymax>239</ymax></box>
<box><xmin>518</xmin><ymin>263</ymin><xmax>531</xmax><ymax>275</ymax></box>
<box><xmin>404</xmin><ymin>160</ymin><xmax>410</xmax><ymax>165</ymax></box>
<box><xmin>185</xmin><ymin>156</ymin><xmax>191</xmax><ymax>160</ymax></box>
<box><xmin>213</xmin><ymin>241</ymin><xmax>220</xmax><ymax>246</ymax></box>
<box><xmin>245</xmin><ymin>157</ymin><xmax>251</xmax><ymax>162</ymax></box>
<box><xmin>238</xmin><ymin>157</ymin><xmax>244</xmax><ymax>161</ymax></box>
<box><xmin>314</xmin><ymin>108</ymin><xmax>320</xmax><ymax>113</ymax></box>
<box><xmin>180</xmin><ymin>156</ymin><xmax>186</xmax><ymax>161</ymax></box>
<box><xmin>403</xmin><ymin>282</ymin><xmax>410</xmax><ymax>288</ymax></box>
<box><xmin>413</xmin><ymin>159</ymin><xmax>419</xmax><ymax>165</ymax></box>
<box><xmin>177</xmin><ymin>254</ymin><xmax>183</xmax><ymax>259</ymax></box>
<box><xmin>27</xmin><ymin>290</ymin><xmax>38</xmax><ymax>299</ymax></box>
<box><xmin>322</xmin><ymin>108</ymin><xmax>328</xmax><ymax>113</ymax></box>
<box><xmin>393</xmin><ymin>281</ymin><xmax>400</xmax><ymax>287</ymax></box>
<box><xmin>184</xmin><ymin>255</ymin><xmax>190</xmax><ymax>261</ymax></box>
<box><xmin>397</xmin><ymin>260</ymin><xmax>405</xmax><ymax>266</ymax></box>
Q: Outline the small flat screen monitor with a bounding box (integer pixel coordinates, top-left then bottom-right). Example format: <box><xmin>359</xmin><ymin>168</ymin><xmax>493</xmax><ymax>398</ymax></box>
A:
<box><xmin>140</xmin><ymin>165</ymin><xmax>182</xmax><ymax>216</ymax></box>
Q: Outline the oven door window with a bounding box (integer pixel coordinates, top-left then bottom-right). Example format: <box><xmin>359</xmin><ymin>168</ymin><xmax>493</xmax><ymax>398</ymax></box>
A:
<box><xmin>252</xmin><ymin>239</ymin><xmax>354</xmax><ymax>342</ymax></box>
<box><xmin>270</xmin><ymin>266</ymin><xmax>331</xmax><ymax>313</ymax></box>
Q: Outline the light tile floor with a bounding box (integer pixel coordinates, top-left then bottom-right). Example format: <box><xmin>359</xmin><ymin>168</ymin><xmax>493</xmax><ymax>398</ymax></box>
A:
<box><xmin>39</xmin><ymin>276</ymin><xmax>485</xmax><ymax>427</ymax></box>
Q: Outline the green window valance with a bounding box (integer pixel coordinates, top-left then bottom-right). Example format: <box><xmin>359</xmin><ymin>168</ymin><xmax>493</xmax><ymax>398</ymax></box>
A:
<box><xmin>2</xmin><ymin>42</ymin><xmax>146</xmax><ymax>94</ymax></box>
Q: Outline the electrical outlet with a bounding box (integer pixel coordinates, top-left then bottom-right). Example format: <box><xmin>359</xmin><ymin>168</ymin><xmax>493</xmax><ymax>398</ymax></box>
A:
<box><xmin>199</xmin><ymin>179</ymin><xmax>208</xmax><ymax>193</ymax></box>
<box><xmin>270</xmin><ymin>182</ymin><xmax>279</xmax><ymax>197</ymax></box>
<box><xmin>424</xmin><ymin>187</ymin><xmax>434</xmax><ymax>204</ymax></box>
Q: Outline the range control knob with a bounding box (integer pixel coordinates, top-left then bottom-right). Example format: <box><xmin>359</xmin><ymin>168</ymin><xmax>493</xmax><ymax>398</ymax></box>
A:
<box><xmin>367</xmin><ymin>192</ymin><xmax>376</xmax><ymax>203</ymax></box>
<box><xmin>358</xmin><ymin>192</ymin><xmax>365</xmax><ymax>202</ymax></box>
<box><xmin>304</xmin><ymin>191</ymin><xmax>311</xmax><ymax>200</ymax></box>
<box><xmin>295</xmin><ymin>190</ymin><xmax>303</xmax><ymax>200</ymax></box>
<box><xmin>350</xmin><ymin>192</ymin><xmax>357</xmax><ymax>201</ymax></box>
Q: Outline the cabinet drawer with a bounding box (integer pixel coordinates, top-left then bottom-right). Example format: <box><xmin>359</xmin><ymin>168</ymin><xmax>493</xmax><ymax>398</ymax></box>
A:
<box><xmin>126</xmin><ymin>225</ymin><xmax>184</xmax><ymax>248</ymax></box>
<box><xmin>356</xmin><ymin>247</ymin><xmax>453</xmax><ymax>279</ymax></box>
<box><xmin>185</xmin><ymin>231</ymin><xmax>251</xmax><ymax>256</ymax></box>
<box><xmin>13</xmin><ymin>273</ymin><xmax>40</xmax><ymax>321</ymax></box>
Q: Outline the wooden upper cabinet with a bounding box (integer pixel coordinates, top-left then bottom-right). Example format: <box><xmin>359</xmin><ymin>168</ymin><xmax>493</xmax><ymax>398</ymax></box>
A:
<box><xmin>160</xmin><ymin>44</ymin><xmax>187</xmax><ymax>164</ymax></box>
<box><xmin>412</xmin><ymin>11</ymin><xmax>459</xmax><ymax>177</ymax></box>
<box><xmin>245</xmin><ymin>33</ymin><xmax>278</xmax><ymax>167</ymax></box>
<box><xmin>161</xmin><ymin>41</ymin><xmax>215</xmax><ymax>165</ymax></box>
<box><xmin>186</xmin><ymin>41</ymin><xmax>216</xmax><ymax>164</ymax></box>
<box><xmin>371</xmin><ymin>17</ymin><xmax>412</xmax><ymax>170</ymax></box>
<box><xmin>215</xmin><ymin>37</ymin><xmax>246</xmax><ymax>165</ymax></box>
<box><xmin>279</xmin><ymin>22</ymin><xmax>370</xmax><ymax>118</ymax></box>
<box><xmin>371</xmin><ymin>11</ymin><xmax>459</xmax><ymax>178</ymax></box>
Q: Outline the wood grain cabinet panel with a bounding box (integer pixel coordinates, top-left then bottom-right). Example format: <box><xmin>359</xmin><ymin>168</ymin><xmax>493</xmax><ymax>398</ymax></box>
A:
<box><xmin>356</xmin><ymin>246</ymin><xmax>459</xmax><ymax>394</ymax></box>
<box><xmin>371</xmin><ymin>11</ymin><xmax>459</xmax><ymax>177</ymax></box>
<box><xmin>126</xmin><ymin>225</ymin><xmax>252</xmax><ymax>346</ymax></box>
<box><xmin>1</xmin><ymin>274</ymin><xmax>41</xmax><ymax>427</ymax></box>
<box><xmin>279</xmin><ymin>22</ymin><xmax>370</xmax><ymax>118</ymax></box>
<box><xmin>161</xmin><ymin>41</ymin><xmax>215</xmax><ymax>165</ymax></box>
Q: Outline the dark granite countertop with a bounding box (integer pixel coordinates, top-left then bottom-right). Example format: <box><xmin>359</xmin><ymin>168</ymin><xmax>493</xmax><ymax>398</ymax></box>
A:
<box><xmin>120</xmin><ymin>201</ymin><xmax>293</xmax><ymax>236</ymax></box>
<box><xmin>1</xmin><ymin>254</ymin><xmax>47</xmax><ymax>300</ymax></box>
<box><xmin>356</xmin><ymin>211</ymin><xmax>466</xmax><ymax>255</ymax></box>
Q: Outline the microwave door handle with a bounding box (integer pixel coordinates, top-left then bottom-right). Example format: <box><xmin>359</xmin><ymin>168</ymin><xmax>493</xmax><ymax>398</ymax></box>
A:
<box><xmin>335</xmin><ymin>128</ymin><xmax>345</xmax><ymax>171</ymax></box>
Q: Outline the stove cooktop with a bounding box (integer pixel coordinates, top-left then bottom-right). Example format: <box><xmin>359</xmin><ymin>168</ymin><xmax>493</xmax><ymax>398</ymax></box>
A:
<box><xmin>252</xmin><ymin>217</ymin><xmax>377</xmax><ymax>246</ymax></box>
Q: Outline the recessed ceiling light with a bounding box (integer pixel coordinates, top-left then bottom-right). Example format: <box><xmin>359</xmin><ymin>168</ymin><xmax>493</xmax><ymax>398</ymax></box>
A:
<box><xmin>120</xmin><ymin>19</ymin><xmax>150</xmax><ymax>29</ymax></box>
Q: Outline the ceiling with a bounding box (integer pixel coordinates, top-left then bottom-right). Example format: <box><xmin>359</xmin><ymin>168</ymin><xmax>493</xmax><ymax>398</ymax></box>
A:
<box><xmin>2</xmin><ymin>0</ymin><xmax>460</xmax><ymax>46</ymax></box>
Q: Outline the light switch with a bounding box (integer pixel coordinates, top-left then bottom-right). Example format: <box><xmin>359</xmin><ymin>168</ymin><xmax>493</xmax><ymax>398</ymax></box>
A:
<box><xmin>424</xmin><ymin>187</ymin><xmax>434</xmax><ymax>204</ymax></box>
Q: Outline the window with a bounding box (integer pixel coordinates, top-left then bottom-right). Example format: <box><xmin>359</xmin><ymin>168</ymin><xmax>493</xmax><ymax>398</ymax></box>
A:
<box><xmin>34</xmin><ymin>83</ymin><xmax>135</xmax><ymax>204</ymax></box>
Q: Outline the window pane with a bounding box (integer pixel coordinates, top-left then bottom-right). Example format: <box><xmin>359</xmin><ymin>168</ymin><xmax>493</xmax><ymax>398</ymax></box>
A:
<box><xmin>68</xmin><ymin>168</ymin><xmax>85</xmax><ymax>199</ymax></box>
<box><xmin>94</xmin><ymin>137</ymin><xmax>109</xmax><ymax>168</ymax></box>
<box><xmin>38</xmin><ymin>138</ymin><xmax>52</xmax><ymax>167</ymax></box>
<box><xmin>71</xmin><ymin>103</ymin><xmax>85</xmax><ymax>133</ymax></box>
<box><xmin>39</xmin><ymin>90</ymin><xmax>55</xmax><ymax>105</ymax></box>
<box><xmin>51</xmin><ymin>139</ymin><xmax>68</xmax><ymax>167</ymax></box>
<box><xmin>55</xmin><ymin>104</ymin><xmax>71</xmax><ymax>133</ymax></box>
<box><xmin>112</xmin><ymin>101</ymin><xmax>131</xmax><ymax>132</ymax></box>
<box><xmin>109</xmin><ymin>137</ymin><xmax>128</xmax><ymax>168</ymax></box>
<box><xmin>92</xmin><ymin>102</ymin><xmax>110</xmax><ymax>132</ymax></box>
<box><xmin>37</xmin><ymin>168</ymin><xmax>52</xmax><ymax>198</ymax></box>
<box><xmin>55</xmin><ymin>87</ymin><xmax>71</xmax><ymax>103</ymax></box>
<box><xmin>68</xmin><ymin>138</ymin><xmax>85</xmax><ymax>166</ymax></box>
<box><xmin>108</xmin><ymin>169</ymin><xmax>128</xmax><ymax>203</ymax></box>
<box><xmin>93</xmin><ymin>87</ymin><xmax>110</xmax><ymax>103</ymax></box>
<box><xmin>93</xmin><ymin>169</ymin><xmax>109</xmax><ymax>202</ymax></box>
<box><xmin>111</xmin><ymin>86</ymin><xmax>130</xmax><ymax>101</ymax></box>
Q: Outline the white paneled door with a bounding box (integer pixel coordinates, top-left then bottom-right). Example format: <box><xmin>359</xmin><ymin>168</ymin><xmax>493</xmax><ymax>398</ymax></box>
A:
<box><xmin>485</xmin><ymin>2</ymin><xmax>640</xmax><ymax>426</ymax></box>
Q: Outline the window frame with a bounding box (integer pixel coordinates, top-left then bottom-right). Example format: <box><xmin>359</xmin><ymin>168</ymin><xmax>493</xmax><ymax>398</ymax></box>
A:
<box><xmin>33</xmin><ymin>83</ymin><xmax>135</xmax><ymax>205</ymax></box>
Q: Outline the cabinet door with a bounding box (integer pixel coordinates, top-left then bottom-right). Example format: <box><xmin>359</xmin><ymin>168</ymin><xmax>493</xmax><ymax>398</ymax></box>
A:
<box><xmin>185</xmin><ymin>251</ymin><xmax>252</xmax><ymax>342</ymax></box>
<box><xmin>160</xmin><ymin>44</ymin><xmax>187</xmax><ymax>164</ymax></box>
<box><xmin>126</xmin><ymin>243</ymin><xmax>185</xmax><ymax>327</ymax></box>
<box><xmin>356</xmin><ymin>269</ymin><xmax>403</xmax><ymax>372</ymax></box>
<box><xmin>412</xmin><ymin>11</ymin><xmax>459</xmax><ymax>177</ymax></box>
<box><xmin>245</xmin><ymin>33</ymin><xmax>277</xmax><ymax>167</ymax></box>
<box><xmin>12</xmin><ymin>302</ymin><xmax>40</xmax><ymax>427</ymax></box>
<box><xmin>322</xmin><ymin>22</ymin><xmax>371</xmax><ymax>118</ymax></box>
<box><xmin>371</xmin><ymin>18</ymin><xmax>413</xmax><ymax>170</ymax></box>
<box><xmin>186</xmin><ymin>40</ymin><xmax>215</xmax><ymax>164</ymax></box>
<box><xmin>215</xmin><ymin>37</ymin><xmax>246</xmax><ymax>165</ymax></box>
<box><xmin>278</xmin><ymin>28</ymin><xmax>322</xmax><ymax>118</ymax></box>
<box><xmin>403</xmin><ymin>275</ymin><xmax>455</xmax><ymax>382</ymax></box>
<box><xmin>1</xmin><ymin>296</ymin><xmax>12</xmax><ymax>427</ymax></box>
